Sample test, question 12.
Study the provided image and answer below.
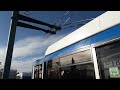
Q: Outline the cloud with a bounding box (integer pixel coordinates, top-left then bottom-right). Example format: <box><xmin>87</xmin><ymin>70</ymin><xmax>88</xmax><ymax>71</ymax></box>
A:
<box><xmin>0</xmin><ymin>34</ymin><xmax>64</xmax><ymax>72</ymax></box>
<box><xmin>12</xmin><ymin>34</ymin><xmax>64</xmax><ymax>59</ymax></box>
<box><xmin>0</xmin><ymin>47</ymin><xmax>6</xmax><ymax>68</ymax></box>
<box><xmin>13</xmin><ymin>36</ymin><xmax>45</xmax><ymax>59</ymax></box>
<box><xmin>11</xmin><ymin>57</ymin><xmax>39</xmax><ymax>72</ymax></box>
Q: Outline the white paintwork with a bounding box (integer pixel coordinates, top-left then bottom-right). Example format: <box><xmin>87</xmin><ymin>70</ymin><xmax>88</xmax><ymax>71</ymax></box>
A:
<box><xmin>91</xmin><ymin>47</ymin><xmax>100</xmax><ymax>79</ymax></box>
<box><xmin>45</xmin><ymin>11</ymin><xmax>120</xmax><ymax>56</ymax></box>
<box><xmin>42</xmin><ymin>63</ymin><xmax>44</xmax><ymax>79</ymax></box>
<box><xmin>32</xmin><ymin>65</ymin><xmax>34</xmax><ymax>79</ymax></box>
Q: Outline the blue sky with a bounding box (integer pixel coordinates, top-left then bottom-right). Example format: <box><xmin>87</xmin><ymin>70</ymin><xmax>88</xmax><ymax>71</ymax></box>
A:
<box><xmin>0</xmin><ymin>11</ymin><xmax>105</xmax><ymax>72</ymax></box>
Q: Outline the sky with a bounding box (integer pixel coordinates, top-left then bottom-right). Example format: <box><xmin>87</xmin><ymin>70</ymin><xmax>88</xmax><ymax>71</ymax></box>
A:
<box><xmin>0</xmin><ymin>11</ymin><xmax>105</xmax><ymax>73</ymax></box>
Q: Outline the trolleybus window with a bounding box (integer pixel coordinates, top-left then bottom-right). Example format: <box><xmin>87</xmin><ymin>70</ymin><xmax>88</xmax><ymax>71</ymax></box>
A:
<box><xmin>46</xmin><ymin>59</ymin><xmax>61</xmax><ymax>79</ymax></box>
<box><xmin>61</xmin><ymin>63</ymin><xmax>95</xmax><ymax>79</ymax></box>
<box><xmin>96</xmin><ymin>40</ymin><xmax>120</xmax><ymax>79</ymax></box>
<box><xmin>34</xmin><ymin>64</ymin><xmax>42</xmax><ymax>79</ymax></box>
<box><xmin>34</xmin><ymin>65</ymin><xmax>39</xmax><ymax>79</ymax></box>
<box><xmin>39</xmin><ymin>64</ymin><xmax>42</xmax><ymax>79</ymax></box>
<box><xmin>60</xmin><ymin>50</ymin><xmax>91</xmax><ymax>66</ymax></box>
<box><xmin>45</xmin><ymin>49</ymin><xmax>95</xmax><ymax>79</ymax></box>
<box><xmin>59</xmin><ymin>49</ymin><xmax>95</xmax><ymax>79</ymax></box>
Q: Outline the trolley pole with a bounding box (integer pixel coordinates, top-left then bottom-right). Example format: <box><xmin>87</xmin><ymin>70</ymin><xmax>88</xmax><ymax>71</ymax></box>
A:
<box><xmin>2</xmin><ymin>11</ymin><xmax>19</xmax><ymax>79</ymax></box>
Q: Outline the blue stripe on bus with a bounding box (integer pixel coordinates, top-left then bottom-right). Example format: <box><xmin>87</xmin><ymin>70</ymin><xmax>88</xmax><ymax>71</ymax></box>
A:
<box><xmin>35</xmin><ymin>24</ymin><xmax>120</xmax><ymax>65</ymax></box>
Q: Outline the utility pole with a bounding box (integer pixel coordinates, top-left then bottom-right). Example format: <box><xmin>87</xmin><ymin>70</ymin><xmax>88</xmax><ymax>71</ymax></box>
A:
<box><xmin>2</xmin><ymin>11</ymin><xmax>19</xmax><ymax>79</ymax></box>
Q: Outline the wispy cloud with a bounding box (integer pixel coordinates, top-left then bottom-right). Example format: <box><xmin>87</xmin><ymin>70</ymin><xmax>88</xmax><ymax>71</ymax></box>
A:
<box><xmin>0</xmin><ymin>34</ymin><xmax>64</xmax><ymax>72</ymax></box>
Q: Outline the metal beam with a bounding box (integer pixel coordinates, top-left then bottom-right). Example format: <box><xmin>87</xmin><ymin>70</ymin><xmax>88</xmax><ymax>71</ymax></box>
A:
<box><xmin>16</xmin><ymin>14</ymin><xmax>61</xmax><ymax>30</ymax></box>
<box><xmin>2</xmin><ymin>11</ymin><xmax>19</xmax><ymax>79</ymax></box>
<box><xmin>17</xmin><ymin>21</ymin><xmax>56</xmax><ymax>34</ymax></box>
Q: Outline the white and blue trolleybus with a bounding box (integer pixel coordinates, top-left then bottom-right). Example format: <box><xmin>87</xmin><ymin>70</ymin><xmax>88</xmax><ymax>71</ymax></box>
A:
<box><xmin>32</xmin><ymin>11</ymin><xmax>120</xmax><ymax>79</ymax></box>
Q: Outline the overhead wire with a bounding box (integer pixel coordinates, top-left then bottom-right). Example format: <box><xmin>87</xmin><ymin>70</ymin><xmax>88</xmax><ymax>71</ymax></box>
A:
<box><xmin>60</xmin><ymin>17</ymin><xmax>71</xmax><ymax>27</ymax></box>
<box><xmin>36</xmin><ymin>11</ymin><xmax>70</xmax><ymax>42</ymax></box>
<box><xmin>60</xmin><ymin>11</ymin><xmax>74</xmax><ymax>27</ymax></box>
<box><xmin>62</xmin><ymin>23</ymin><xmax>85</xmax><ymax>30</ymax></box>
<box><xmin>55</xmin><ymin>11</ymin><xmax>92</xmax><ymax>31</ymax></box>
<box><xmin>42</xmin><ymin>11</ymin><xmax>70</xmax><ymax>41</ymax></box>
<box><xmin>63</xmin><ymin>18</ymin><xmax>95</xmax><ymax>26</ymax></box>
<box><xmin>61</xmin><ymin>18</ymin><xmax>94</xmax><ymax>30</ymax></box>
<box><xmin>47</xmin><ymin>11</ymin><xmax>89</xmax><ymax>38</ymax></box>
<box><xmin>24</xmin><ymin>11</ymin><xmax>31</xmax><ymax>15</ymax></box>
<box><xmin>54</xmin><ymin>11</ymin><xmax>70</xmax><ymax>26</ymax></box>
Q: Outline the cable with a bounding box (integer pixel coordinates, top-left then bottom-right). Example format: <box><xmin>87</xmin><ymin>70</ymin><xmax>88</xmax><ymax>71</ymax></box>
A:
<box><xmin>41</xmin><ymin>33</ymin><xmax>51</xmax><ymax>42</ymax></box>
<box><xmin>24</xmin><ymin>11</ymin><xmax>31</xmax><ymax>15</ymax></box>
<box><xmin>54</xmin><ymin>11</ymin><xmax>70</xmax><ymax>26</ymax></box>
<box><xmin>60</xmin><ymin>17</ymin><xmax>71</xmax><ymax>27</ymax></box>
<box><xmin>62</xmin><ymin>23</ymin><xmax>85</xmax><ymax>30</ymax></box>
<box><xmin>45</xmin><ymin>11</ymin><xmax>70</xmax><ymax>34</ymax></box>
<box><xmin>63</xmin><ymin>18</ymin><xmax>94</xmax><ymax>26</ymax></box>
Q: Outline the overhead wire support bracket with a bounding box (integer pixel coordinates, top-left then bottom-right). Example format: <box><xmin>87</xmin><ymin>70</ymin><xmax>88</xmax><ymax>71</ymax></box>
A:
<box><xmin>14</xmin><ymin>14</ymin><xmax>61</xmax><ymax>30</ymax></box>
<box><xmin>17</xmin><ymin>21</ymin><xmax>56</xmax><ymax>34</ymax></box>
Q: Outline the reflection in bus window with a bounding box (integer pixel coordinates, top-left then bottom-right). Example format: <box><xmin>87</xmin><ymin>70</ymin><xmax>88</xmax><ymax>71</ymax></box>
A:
<box><xmin>46</xmin><ymin>60</ymin><xmax>61</xmax><ymax>79</ymax></box>
<box><xmin>45</xmin><ymin>49</ymin><xmax>95</xmax><ymax>79</ymax></box>
<box><xmin>61</xmin><ymin>63</ymin><xmax>95</xmax><ymax>79</ymax></box>
<box><xmin>34</xmin><ymin>64</ymin><xmax>42</xmax><ymax>79</ymax></box>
